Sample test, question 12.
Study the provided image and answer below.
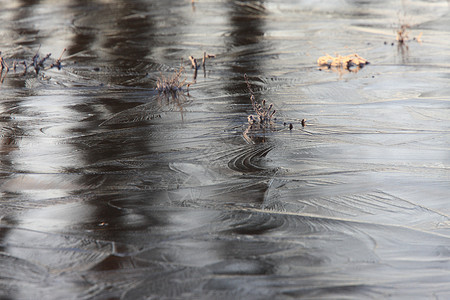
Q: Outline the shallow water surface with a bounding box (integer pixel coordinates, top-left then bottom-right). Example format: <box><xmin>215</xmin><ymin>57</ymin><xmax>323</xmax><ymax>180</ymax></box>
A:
<box><xmin>1</xmin><ymin>0</ymin><xmax>450</xmax><ymax>299</ymax></box>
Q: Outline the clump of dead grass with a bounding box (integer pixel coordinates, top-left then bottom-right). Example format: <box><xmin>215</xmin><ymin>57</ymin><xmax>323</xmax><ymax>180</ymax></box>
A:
<box><xmin>396</xmin><ymin>24</ymin><xmax>411</xmax><ymax>44</ymax></box>
<box><xmin>156</xmin><ymin>66</ymin><xmax>188</xmax><ymax>93</ymax></box>
<box><xmin>28</xmin><ymin>47</ymin><xmax>67</xmax><ymax>74</ymax></box>
<box><xmin>393</xmin><ymin>12</ymin><xmax>423</xmax><ymax>48</ymax></box>
<box><xmin>0</xmin><ymin>47</ymin><xmax>66</xmax><ymax>84</ymax></box>
<box><xmin>317</xmin><ymin>53</ymin><xmax>369</xmax><ymax>70</ymax></box>
<box><xmin>244</xmin><ymin>74</ymin><xmax>276</xmax><ymax>125</ymax></box>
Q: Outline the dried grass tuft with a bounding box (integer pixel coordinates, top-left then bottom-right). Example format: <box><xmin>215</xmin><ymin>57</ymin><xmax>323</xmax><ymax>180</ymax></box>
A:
<box><xmin>156</xmin><ymin>66</ymin><xmax>187</xmax><ymax>93</ymax></box>
<box><xmin>396</xmin><ymin>24</ymin><xmax>410</xmax><ymax>44</ymax></box>
<box><xmin>317</xmin><ymin>53</ymin><xmax>369</xmax><ymax>70</ymax></box>
<box><xmin>244</xmin><ymin>74</ymin><xmax>276</xmax><ymax>125</ymax></box>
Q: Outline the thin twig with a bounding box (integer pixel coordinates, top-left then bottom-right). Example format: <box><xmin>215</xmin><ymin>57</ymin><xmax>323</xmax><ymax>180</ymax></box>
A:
<box><xmin>50</xmin><ymin>48</ymin><xmax>66</xmax><ymax>70</ymax></box>
<box><xmin>202</xmin><ymin>52</ymin><xmax>206</xmax><ymax>68</ymax></box>
<box><xmin>189</xmin><ymin>56</ymin><xmax>198</xmax><ymax>69</ymax></box>
<box><xmin>38</xmin><ymin>53</ymin><xmax>51</xmax><ymax>67</ymax></box>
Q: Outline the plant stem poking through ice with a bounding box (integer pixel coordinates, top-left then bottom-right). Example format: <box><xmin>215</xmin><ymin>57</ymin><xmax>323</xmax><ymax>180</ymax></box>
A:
<box><xmin>50</xmin><ymin>48</ymin><xmax>66</xmax><ymax>70</ymax></box>
<box><xmin>189</xmin><ymin>53</ymin><xmax>215</xmax><ymax>80</ymax></box>
<box><xmin>0</xmin><ymin>52</ymin><xmax>9</xmax><ymax>84</ymax></box>
<box><xmin>189</xmin><ymin>56</ymin><xmax>198</xmax><ymax>81</ymax></box>
<box><xmin>244</xmin><ymin>74</ymin><xmax>276</xmax><ymax>126</ymax></box>
<box><xmin>1</xmin><ymin>47</ymin><xmax>66</xmax><ymax>85</ymax></box>
<box><xmin>189</xmin><ymin>56</ymin><xmax>198</xmax><ymax>70</ymax></box>
<box><xmin>396</xmin><ymin>24</ymin><xmax>410</xmax><ymax>44</ymax></box>
<box><xmin>156</xmin><ymin>66</ymin><xmax>187</xmax><ymax>94</ymax></box>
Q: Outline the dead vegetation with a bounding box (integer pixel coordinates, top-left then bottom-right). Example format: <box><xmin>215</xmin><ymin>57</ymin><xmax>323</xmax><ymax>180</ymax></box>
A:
<box><xmin>244</xmin><ymin>74</ymin><xmax>276</xmax><ymax>126</ymax></box>
<box><xmin>156</xmin><ymin>66</ymin><xmax>188</xmax><ymax>94</ymax></box>
<box><xmin>0</xmin><ymin>47</ymin><xmax>66</xmax><ymax>84</ymax></box>
<box><xmin>50</xmin><ymin>48</ymin><xmax>66</xmax><ymax>70</ymax></box>
<box><xmin>389</xmin><ymin>18</ymin><xmax>423</xmax><ymax>63</ymax></box>
<box><xmin>317</xmin><ymin>53</ymin><xmax>369</xmax><ymax>71</ymax></box>
<box><xmin>396</xmin><ymin>24</ymin><xmax>411</xmax><ymax>44</ymax></box>
<box><xmin>392</xmin><ymin>12</ymin><xmax>423</xmax><ymax>52</ymax></box>
<box><xmin>156</xmin><ymin>52</ymin><xmax>215</xmax><ymax>94</ymax></box>
<box><xmin>0</xmin><ymin>52</ymin><xmax>9</xmax><ymax>83</ymax></box>
<box><xmin>188</xmin><ymin>52</ymin><xmax>215</xmax><ymax>81</ymax></box>
<box><xmin>189</xmin><ymin>52</ymin><xmax>215</xmax><ymax>70</ymax></box>
<box><xmin>394</xmin><ymin>23</ymin><xmax>422</xmax><ymax>53</ymax></box>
